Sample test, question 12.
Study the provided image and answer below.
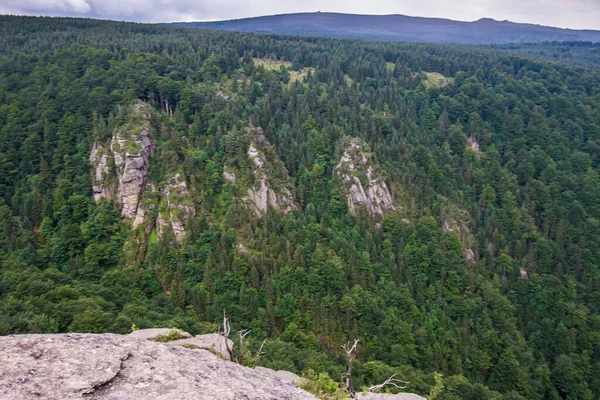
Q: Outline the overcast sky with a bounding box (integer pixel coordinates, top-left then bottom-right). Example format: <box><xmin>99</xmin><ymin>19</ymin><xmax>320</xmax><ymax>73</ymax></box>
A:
<box><xmin>1</xmin><ymin>0</ymin><xmax>599</xmax><ymax>30</ymax></box>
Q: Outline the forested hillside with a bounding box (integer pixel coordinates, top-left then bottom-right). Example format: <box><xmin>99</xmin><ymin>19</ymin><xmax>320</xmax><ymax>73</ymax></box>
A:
<box><xmin>171</xmin><ymin>12</ymin><xmax>600</xmax><ymax>44</ymax></box>
<box><xmin>1</xmin><ymin>15</ymin><xmax>600</xmax><ymax>399</ymax></box>
<box><xmin>488</xmin><ymin>41</ymin><xmax>600</xmax><ymax>69</ymax></box>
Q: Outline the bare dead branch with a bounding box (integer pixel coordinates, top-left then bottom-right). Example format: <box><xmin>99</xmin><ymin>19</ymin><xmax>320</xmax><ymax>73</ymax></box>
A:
<box><xmin>341</xmin><ymin>339</ymin><xmax>359</xmax><ymax>397</ymax></box>
<box><xmin>258</xmin><ymin>338</ymin><xmax>267</xmax><ymax>355</ymax></box>
<box><xmin>221</xmin><ymin>311</ymin><xmax>234</xmax><ymax>361</ymax></box>
<box><xmin>368</xmin><ymin>373</ymin><xmax>409</xmax><ymax>393</ymax></box>
<box><xmin>237</xmin><ymin>329</ymin><xmax>252</xmax><ymax>365</ymax></box>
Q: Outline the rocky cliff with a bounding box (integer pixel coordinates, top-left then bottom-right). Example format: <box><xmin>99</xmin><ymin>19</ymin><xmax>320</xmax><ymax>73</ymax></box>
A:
<box><xmin>334</xmin><ymin>138</ymin><xmax>398</xmax><ymax>219</ymax></box>
<box><xmin>156</xmin><ymin>173</ymin><xmax>195</xmax><ymax>242</ymax></box>
<box><xmin>224</xmin><ymin>128</ymin><xmax>295</xmax><ymax>217</ymax></box>
<box><xmin>244</xmin><ymin>142</ymin><xmax>295</xmax><ymax>216</ymax></box>
<box><xmin>91</xmin><ymin>103</ymin><xmax>195</xmax><ymax>244</ymax></box>
<box><xmin>0</xmin><ymin>333</ymin><xmax>317</xmax><ymax>400</ymax></box>
<box><xmin>90</xmin><ymin>143</ymin><xmax>116</xmax><ymax>202</ymax></box>
<box><xmin>90</xmin><ymin>102</ymin><xmax>155</xmax><ymax>221</ymax></box>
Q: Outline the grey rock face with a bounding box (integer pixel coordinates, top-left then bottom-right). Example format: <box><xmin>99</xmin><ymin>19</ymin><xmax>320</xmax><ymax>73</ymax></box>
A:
<box><xmin>169</xmin><ymin>333</ymin><xmax>234</xmax><ymax>361</ymax></box>
<box><xmin>90</xmin><ymin>143</ymin><xmax>116</xmax><ymax>202</ymax></box>
<box><xmin>111</xmin><ymin>105</ymin><xmax>155</xmax><ymax>221</ymax></box>
<box><xmin>223</xmin><ymin>169</ymin><xmax>237</xmax><ymax>184</ymax></box>
<box><xmin>443</xmin><ymin>215</ymin><xmax>477</xmax><ymax>262</ymax></box>
<box><xmin>0</xmin><ymin>334</ymin><xmax>317</xmax><ymax>400</ymax></box>
<box><xmin>468</xmin><ymin>136</ymin><xmax>482</xmax><ymax>157</ymax></box>
<box><xmin>244</xmin><ymin>142</ymin><xmax>295</xmax><ymax>217</ymax></box>
<box><xmin>128</xmin><ymin>328</ymin><xmax>192</xmax><ymax>341</ymax></box>
<box><xmin>90</xmin><ymin>103</ymin><xmax>155</xmax><ymax>223</ymax></box>
<box><xmin>131</xmin><ymin>183</ymin><xmax>157</xmax><ymax>230</ymax></box>
<box><xmin>156</xmin><ymin>173</ymin><xmax>195</xmax><ymax>242</ymax></box>
<box><xmin>254</xmin><ymin>366</ymin><xmax>308</xmax><ymax>386</ymax></box>
<box><xmin>335</xmin><ymin>139</ymin><xmax>398</xmax><ymax>218</ymax></box>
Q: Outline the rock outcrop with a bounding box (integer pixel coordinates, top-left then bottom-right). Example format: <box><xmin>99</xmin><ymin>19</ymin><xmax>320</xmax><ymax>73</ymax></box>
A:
<box><xmin>128</xmin><ymin>328</ymin><xmax>192</xmax><ymax>341</ymax></box>
<box><xmin>0</xmin><ymin>334</ymin><xmax>317</xmax><ymax>400</ymax></box>
<box><xmin>443</xmin><ymin>212</ymin><xmax>477</xmax><ymax>263</ymax></box>
<box><xmin>169</xmin><ymin>334</ymin><xmax>234</xmax><ymax>361</ymax></box>
<box><xmin>90</xmin><ymin>104</ymin><xmax>195</xmax><ymax>244</ymax></box>
<box><xmin>111</xmin><ymin>104</ymin><xmax>155</xmax><ymax>220</ymax></box>
<box><xmin>131</xmin><ymin>183</ymin><xmax>157</xmax><ymax>230</ymax></box>
<box><xmin>468</xmin><ymin>136</ymin><xmax>482</xmax><ymax>158</ymax></box>
<box><xmin>335</xmin><ymin>138</ymin><xmax>398</xmax><ymax>219</ymax></box>
<box><xmin>156</xmin><ymin>173</ymin><xmax>195</xmax><ymax>242</ymax></box>
<box><xmin>90</xmin><ymin>102</ymin><xmax>155</xmax><ymax>222</ymax></box>
<box><xmin>254</xmin><ymin>366</ymin><xmax>308</xmax><ymax>386</ymax></box>
<box><xmin>244</xmin><ymin>141</ymin><xmax>295</xmax><ymax>217</ymax></box>
<box><xmin>129</xmin><ymin>330</ymin><xmax>234</xmax><ymax>361</ymax></box>
<box><xmin>90</xmin><ymin>143</ymin><xmax>116</xmax><ymax>202</ymax></box>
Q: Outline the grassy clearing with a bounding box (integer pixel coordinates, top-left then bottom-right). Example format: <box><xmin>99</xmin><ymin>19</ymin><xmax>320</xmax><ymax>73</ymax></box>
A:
<box><xmin>289</xmin><ymin>67</ymin><xmax>314</xmax><ymax>83</ymax></box>
<box><xmin>344</xmin><ymin>74</ymin><xmax>354</xmax><ymax>87</ymax></box>
<box><xmin>421</xmin><ymin>72</ymin><xmax>454</xmax><ymax>88</ymax></box>
<box><xmin>252</xmin><ymin>57</ymin><xmax>292</xmax><ymax>70</ymax></box>
<box><xmin>252</xmin><ymin>57</ymin><xmax>313</xmax><ymax>83</ymax></box>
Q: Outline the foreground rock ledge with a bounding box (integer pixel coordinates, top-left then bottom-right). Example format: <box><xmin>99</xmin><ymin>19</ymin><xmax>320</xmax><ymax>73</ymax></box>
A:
<box><xmin>0</xmin><ymin>333</ymin><xmax>317</xmax><ymax>400</ymax></box>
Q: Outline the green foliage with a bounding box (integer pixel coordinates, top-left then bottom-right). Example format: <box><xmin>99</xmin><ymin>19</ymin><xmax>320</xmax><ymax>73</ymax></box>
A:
<box><xmin>299</xmin><ymin>369</ymin><xmax>347</xmax><ymax>399</ymax></box>
<box><xmin>155</xmin><ymin>329</ymin><xmax>184</xmax><ymax>342</ymax></box>
<box><xmin>428</xmin><ymin>372</ymin><xmax>444</xmax><ymax>400</ymax></box>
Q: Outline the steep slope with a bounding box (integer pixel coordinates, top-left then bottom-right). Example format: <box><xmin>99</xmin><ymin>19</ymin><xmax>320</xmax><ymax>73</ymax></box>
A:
<box><xmin>91</xmin><ymin>103</ymin><xmax>195</xmax><ymax>248</ymax></box>
<box><xmin>172</xmin><ymin>12</ymin><xmax>600</xmax><ymax>44</ymax></box>
<box><xmin>224</xmin><ymin>127</ymin><xmax>296</xmax><ymax>217</ymax></box>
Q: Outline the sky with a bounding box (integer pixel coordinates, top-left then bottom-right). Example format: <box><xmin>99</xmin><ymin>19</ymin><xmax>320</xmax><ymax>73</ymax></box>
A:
<box><xmin>1</xmin><ymin>0</ymin><xmax>599</xmax><ymax>30</ymax></box>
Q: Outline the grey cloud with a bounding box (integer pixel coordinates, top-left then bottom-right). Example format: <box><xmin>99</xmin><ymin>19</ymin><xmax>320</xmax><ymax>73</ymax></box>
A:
<box><xmin>0</xmin><ymin>0</ymin><xmax>598</xmax><ymax>29</ymax></box>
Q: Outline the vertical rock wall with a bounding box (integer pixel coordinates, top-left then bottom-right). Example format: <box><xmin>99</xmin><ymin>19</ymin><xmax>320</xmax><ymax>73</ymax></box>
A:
<box><xmin>334</xmin><ymin>138</ymin><xmax>398</xmax><ymax>219</ymax></box>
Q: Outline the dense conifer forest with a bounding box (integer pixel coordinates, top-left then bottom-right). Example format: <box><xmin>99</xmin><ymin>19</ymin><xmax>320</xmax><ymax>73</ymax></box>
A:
<box><xmin>1</xmin><ymin>15</ymin><xmax>600</xmax><ymax>399</ymax></box>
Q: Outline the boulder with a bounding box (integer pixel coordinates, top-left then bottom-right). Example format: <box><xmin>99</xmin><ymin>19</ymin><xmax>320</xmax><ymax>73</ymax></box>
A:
<box><xmin>254</xmin><ymin>366</ymin><xmax>308</xmax><ymax>386</ymax></box>
<box><xmin>128</xmin><ymin>328</ymin><xmax>191</xmax><ymax>341</ymax></box>
<box><xmin>0</xmin><ymin>333</ymin><xmax>317</xmax><ymax>400</ymax></box>
<box><xmin>170</xmin><ymin>333</ymin><xmax>234</xmax><ymax>361</ymax></box>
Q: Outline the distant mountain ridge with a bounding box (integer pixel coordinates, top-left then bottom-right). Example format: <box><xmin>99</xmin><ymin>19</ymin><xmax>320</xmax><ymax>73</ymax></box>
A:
<box><xmin>170</xmin><ymin>12</ymin><xmax>600</xmax><ymax>44</ymax></box>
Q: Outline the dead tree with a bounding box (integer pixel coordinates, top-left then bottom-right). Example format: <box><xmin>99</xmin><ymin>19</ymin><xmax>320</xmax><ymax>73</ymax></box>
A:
<box><xmin>221</xmin><ymin>311</ymin><xmax>234</xmax><ymax>361</ymax></box>
<box><xmin>342</xmin><ymin>339</ymin><xmax>359</xmax><ymax>397</ymax></box>
<box><xmin>217</xmin><ymin>319</ymin><xmax>268</xmax><ymax>367</ymax></box>
<box><xmin>250</xmin><ymin>338</ymin><xmax>267</xmax><ymax>367</ymax></box>
<box><xmin>368</xmin><ymin>373</ymin><xmax>409</xmax><ymax>393</ymax></box>
<box><xmin>237</xmin><ymin>329</ymin><xmax>251</xmax><ymax>365</ymax></box>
